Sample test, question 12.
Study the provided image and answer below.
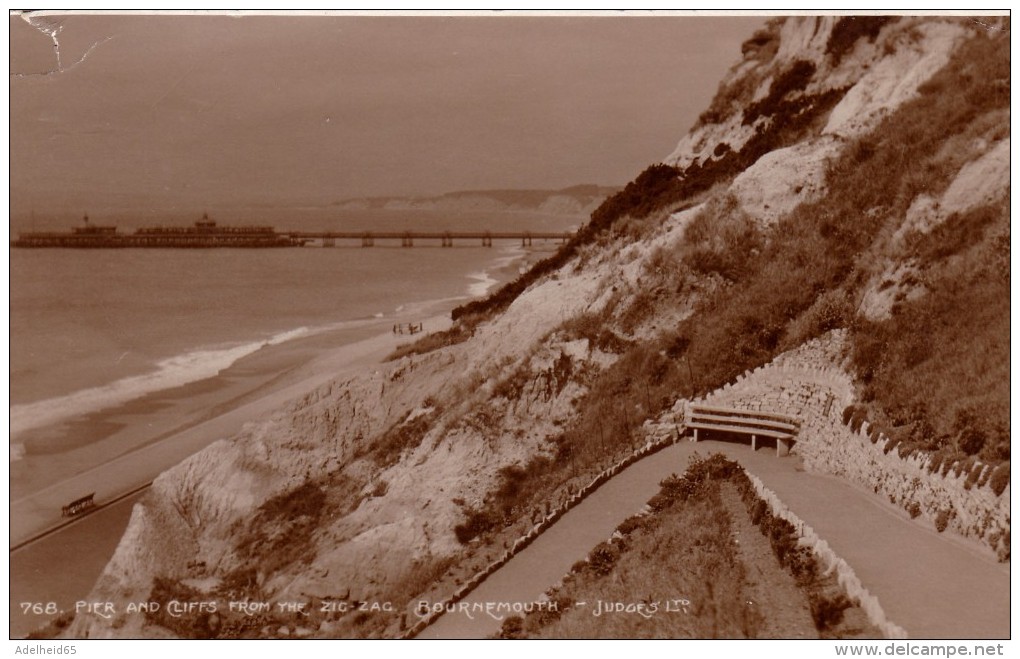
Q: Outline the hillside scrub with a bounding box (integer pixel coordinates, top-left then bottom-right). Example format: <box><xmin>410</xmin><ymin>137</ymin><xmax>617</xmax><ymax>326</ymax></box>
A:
<box><xmin>848</xmin><ymin>29</ymin><xmax>1010</xmax><ymax>465</ymax></box>
<box><xmin>665</xmin><ymin>28</ymin><xmax>1009</xmax><ymax>410</ymax></box>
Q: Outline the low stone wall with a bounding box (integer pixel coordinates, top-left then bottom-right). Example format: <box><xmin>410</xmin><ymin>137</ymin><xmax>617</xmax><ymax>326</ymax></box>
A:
<box><xmin>744</xmin><ymin>471</ymin><xmax>908</xmax><ymax>639</ymax></box>
<box><xmin>798</xmin><ymin>415</ymin><xmax>1010</xmax><ymax>558</ymax></box>
<box><xmin>403</xmin><ymin>427</ymin><xmax>685</xmax><ymax>638</ymax></box>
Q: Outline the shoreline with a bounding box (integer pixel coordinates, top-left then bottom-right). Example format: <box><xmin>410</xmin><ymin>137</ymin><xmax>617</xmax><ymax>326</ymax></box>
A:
<box><xmin>8</xmin><ymin>244</ymin><xmax>534</xmax><ymax>542</ymax></box>
<box><xmin>11</xmin><ymin>247</ymin><xmax>535</xmax><ymax>500</ymax></box>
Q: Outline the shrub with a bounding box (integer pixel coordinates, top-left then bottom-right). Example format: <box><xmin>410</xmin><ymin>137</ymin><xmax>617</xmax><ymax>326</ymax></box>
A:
<box><xmin>907</xmin><ymin>501</ymin><xmax>922</xmax><ymax>519</ymax></box>
<box><xmin>616</xmin><ymin>515</ymin><xmax>647</xmax><ymax>536</ymax></box>
<box><xmin>954</xmin><ymin>407</ymin><xmax>987</xmax><ymax>456</ymax></box>
<box><xmin>989</xmin><ymin>463</ymin><xmax>1010</xmax><ymax>496</ymax></box>
<box><xmin>743</xmin><ymin>59</ymin><xmax>817</xmax><ymax>125</ymax></box>
<box><xmin>373</xmin><ymin>413</ymin><xmax>433</xmax><ymax>467</ymax></box>
<box><xmin>826</xmin><ymin>16</ymin><xmax>895</xmax><ymax>65</ymax></box>
<box><xmin>258</xmin><ymin>481</ymin><xmax>326</xmax><ymax>521</ymax></box>
<box><xmin>499</xmin><ymin>616</ymin><xmax>526</xmax><ymax>639</ymax></box>
<box><xmin>810</xmin><ymin>592</ymin><xmax>853</xmax><ymax>631</ymax></box>
<box><xmin>847</xmin><ymin>33</ymin><xmax>1010</xmax><ymax>466</ymax></box>
<box><xmin>934</xmin><ymin>510</ymin><xmax>951</xmax><ymax>533</ymax></box>
<box><xmin>147</xmin><ymin>577</ymin><xmax>220</xmax><ymax>639</ymax></box>
<box><xmin>750</xmin><ymin>499</ymin><xmax>768</xmax><ymax>526</ymax></box>
<box><xmin>587</xmin><ymin>542</ymin><xmax>621</xmax><ymax>576</ymax></box>
<box><xmin>647</xmin><ymin>492</ymin><xmax>673</xmax><ymax>513</ymax></box>
<box><xmin>454</xmin><ymin>508</ymin><xmax>497</xmax><ymax>544</ymax></box>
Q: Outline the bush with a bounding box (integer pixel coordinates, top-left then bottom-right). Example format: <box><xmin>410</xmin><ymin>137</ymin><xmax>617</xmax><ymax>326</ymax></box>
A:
<box><xmin>750</xmin><ymin>499</ymin><xmax>768</xmax><ymax>526</ymax></box>
<box><xmin>989</xmin><ymin>463</ymin><xmax>1010</xmax><ymax>496</ymax></box>
<box><xmin>934</xmin><ymin>510</ymin><xmax>951</xmax><ymax>533</ymax></box>
<box><xmin>454</xmin><ymin>508</ymin><xmax>497</xmax><ymax>544</ymax></box>
<box><xmin>826</xmin><ymin>16</ymin><xmax>895</xmax><ymax>65</ymax></box>
<box><xmin>907</xmin><ymin>501</ymin><xmax>922</xmax><ymax>519</ymax></box>
<box><xmin>499</xmin><ymin>616</ymin><xmax>526</xmax><ymax>639</ymax></box>
<box><xmin>258</xmin><ymin>481</ymin><xmax>326</xmax><ymax>521</ymax></box>
<box><xmin>616</xmin><ymin>515</ymin><xmax>648</xmax><ymax>536</ymax></box>
<box><xmin>147</xmin><ymin>577</ymin><xmax>221</xmax><ymax>639</ymax></box>
<box><xmin>373</xmin><ymin>413</ymin><xmax>433</xmax><ymax>467</ymax></box>
<box><xmin>954</xmin><ymin>407</ymin><xmax>987</xmax><ymax>456</ymax></box>
<box><xmin>386</xmin><ymin>321</ymin><xmax>475</xmax><ymax>361</ymax></box>
<box><xmin>587</xmin><ymin>542</ymin><xmax>621</xmax><ymax>576</ymax></box>
<box><xmin>810</xmin><ymin>592</ymin><xmax>852</xmax><ymax>631</ymax></box>
<box><xmin>743</xmin><ymin>59</ymin><xmax>817</xmax><ymax>125</ymax></box>
<box><xmin>847</xmin><ymin>33</ymin><xmax>1010</xmax><ymax>467</ymax></box>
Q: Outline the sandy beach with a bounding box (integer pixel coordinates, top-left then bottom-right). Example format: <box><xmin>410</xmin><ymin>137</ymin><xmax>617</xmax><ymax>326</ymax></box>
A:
<box><xmin>11</xmin><ymin>315</ymin><xmax>441</xmax><ymax>546</ymax></box>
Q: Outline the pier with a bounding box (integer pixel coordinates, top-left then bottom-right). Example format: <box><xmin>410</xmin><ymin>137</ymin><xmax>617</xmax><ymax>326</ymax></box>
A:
<box><xmin>282</xmin><ymin>230</ymin><xmax>573</xmax><ymax>248</ymax></box>
<box><xmin>12</xmin><ymin>222</ymin><xmax>575</xmax><ymax>249</ymax></box>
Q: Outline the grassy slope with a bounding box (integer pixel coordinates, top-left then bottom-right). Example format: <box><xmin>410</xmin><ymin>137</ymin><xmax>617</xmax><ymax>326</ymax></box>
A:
<box><xmin>446</xmin><ymin>22</ymin><xmax>1009</xmax><ymax>554</ymax></box>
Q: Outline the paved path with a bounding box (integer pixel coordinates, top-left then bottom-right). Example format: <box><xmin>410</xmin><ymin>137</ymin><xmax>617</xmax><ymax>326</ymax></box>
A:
<box><xmin>418</xmin><ymin>440</ymin><xmax>1008</xmax><ymax>639</ymax></box>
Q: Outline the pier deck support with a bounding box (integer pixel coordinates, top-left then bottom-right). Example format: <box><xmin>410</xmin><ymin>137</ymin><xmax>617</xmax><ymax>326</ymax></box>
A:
<box><xmin>361</xmin><ymin>234</ymin><xmax>374</xmax><ymax>247</ymax></box>
<box><xmin>401</xmin><ymin>233</ymin><xmax>413</xmax><ymax>247</ymax></box>
<box><xmin>442</xmin><ymin>233</ymin><xmax>453</xmax><ymax>247</ymax></box>
<box><xmin>323</xmin><ymin>237</ymin><xmax>335</xmax><ymax>247</ymax></box>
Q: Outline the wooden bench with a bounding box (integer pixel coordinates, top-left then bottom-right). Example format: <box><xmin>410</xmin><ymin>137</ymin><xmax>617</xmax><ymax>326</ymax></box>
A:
<box><xmin>686</xmin><ymin>405</ymin><xmax>799</xmax><ymax>456</ymax></box>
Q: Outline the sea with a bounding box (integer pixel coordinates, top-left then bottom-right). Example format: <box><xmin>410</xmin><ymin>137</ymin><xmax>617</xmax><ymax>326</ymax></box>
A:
<box><xmin>9</xmin><ymin>209</ymin><xmax>581</xmax><ymax>463</ymax></box>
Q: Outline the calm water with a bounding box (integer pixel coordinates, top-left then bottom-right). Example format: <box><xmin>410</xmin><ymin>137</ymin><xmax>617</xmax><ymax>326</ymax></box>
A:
<box><xmin>9</xmin><ymin>209</ymin><xmax>580</xmax><ymax>454</ymax></box>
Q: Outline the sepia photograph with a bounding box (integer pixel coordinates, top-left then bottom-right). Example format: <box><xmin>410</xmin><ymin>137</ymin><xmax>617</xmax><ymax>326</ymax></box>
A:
<box><xmin>7</xmin><ymin>8</ymin><xmax>1012</xmax><ymax>652</ymax></box>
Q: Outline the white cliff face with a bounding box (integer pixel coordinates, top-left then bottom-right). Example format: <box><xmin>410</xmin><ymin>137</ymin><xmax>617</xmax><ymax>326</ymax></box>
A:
<box><xmin>729</xmin><ymin>136</ymin><xmax>840</xmax><ymax>226</ymax></box>
<box><xmin>774</xmin><ymin>16</ymin><xmax>838</xmax><ymax>64</ymax></box>
<box><xmin>666</xmin><ymin>17</ymin><xmax>966</xmax><ymax>179</ymax></box>
<box><xmin>823</xmin><ymin>21</ymin><xmax>968</xmax><ymax>138</ymax></box>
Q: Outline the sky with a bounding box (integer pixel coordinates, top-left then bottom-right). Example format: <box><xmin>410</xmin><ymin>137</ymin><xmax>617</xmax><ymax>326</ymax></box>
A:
<box><xmin>10</xmin><ymin>11</ymin><xmax>764</xmax><ymax>219</ymax></box>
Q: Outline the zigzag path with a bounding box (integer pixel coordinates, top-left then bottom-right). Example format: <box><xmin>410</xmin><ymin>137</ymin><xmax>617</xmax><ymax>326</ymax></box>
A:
<box><xmin>418</xmin><ymin>439</ymin><xmax>1008</xmax><ymax>639</ymax></box>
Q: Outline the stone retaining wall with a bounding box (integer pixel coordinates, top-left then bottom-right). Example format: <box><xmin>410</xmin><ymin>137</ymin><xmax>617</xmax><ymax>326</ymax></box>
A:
<box><xmin>649</xmin><ymin>329</ymin><xmax>1009</xmax><ymax>558</ymax></box>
